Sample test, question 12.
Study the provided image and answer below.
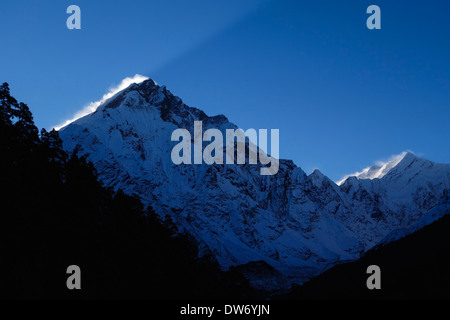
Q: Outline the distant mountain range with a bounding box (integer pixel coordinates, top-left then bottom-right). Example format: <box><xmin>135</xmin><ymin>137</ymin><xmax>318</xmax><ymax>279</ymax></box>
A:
<box><xmin>59</xmin><ymin>79</ymin><xmax>450</xmax><ymax>290</ymax></box>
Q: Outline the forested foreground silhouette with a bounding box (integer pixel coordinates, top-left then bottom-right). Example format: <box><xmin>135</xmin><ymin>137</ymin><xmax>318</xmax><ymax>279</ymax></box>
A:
<box><xmin>0</xmin><ymin>83</ymin><xmax>255</xmax><ymax>299</ymax></box>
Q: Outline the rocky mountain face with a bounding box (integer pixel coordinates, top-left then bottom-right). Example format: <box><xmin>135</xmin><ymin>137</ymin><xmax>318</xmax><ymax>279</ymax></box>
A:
<box><xmin>59</xmin><ymin>79</ymin><xmax>450</xmax><ymax>288</ymax></box>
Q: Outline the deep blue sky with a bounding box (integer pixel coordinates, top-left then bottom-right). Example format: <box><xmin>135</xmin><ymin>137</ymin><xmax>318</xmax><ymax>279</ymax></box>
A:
<box><xmin>1</xmin><ymin>0</ymin><xmax>449</xmax><ymax>181</ymax></box>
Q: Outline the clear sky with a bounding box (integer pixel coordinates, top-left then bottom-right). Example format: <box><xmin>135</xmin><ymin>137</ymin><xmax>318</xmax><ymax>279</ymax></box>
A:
<box><xmin>1</xmin><ymin>0</ymin><xmax>449</xmax><ymax>181</ymax></box>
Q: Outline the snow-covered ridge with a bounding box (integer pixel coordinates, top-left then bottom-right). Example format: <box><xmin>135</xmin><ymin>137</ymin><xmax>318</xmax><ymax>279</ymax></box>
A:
<box><xmin>55</xmin><ymin>74</ymin><xmax>149</xmax><ymax>130</ymax></box>
<box><xmin>336</xmin><ymin>151</ymin><xmax>409</xmax><ymax>185</ymax></box>
<box><xmin>59</xmin><ymin>79</ymin><xmax>450</xmax><ymax>288</ymax></box>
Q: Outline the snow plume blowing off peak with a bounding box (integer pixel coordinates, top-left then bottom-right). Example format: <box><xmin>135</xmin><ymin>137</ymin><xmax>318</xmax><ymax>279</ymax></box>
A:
<box><xmin>337</xmin><ymin>151</ymin><xmax>410</xmax><ymax>185</ymax></box>
<box><xmin>54</xmin><ymin>74</ymin><xmax>149</xmax><ymax>130</ymax></box>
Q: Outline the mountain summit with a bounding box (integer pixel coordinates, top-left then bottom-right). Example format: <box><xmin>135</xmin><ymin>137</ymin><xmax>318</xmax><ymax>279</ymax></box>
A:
<box><xmin>59</xmin><ymin>79</ymin><xmax>450</xmax><ymax>289</ymax></box>
<box><xmin>336</xmin><ymin>151</ymin><xmax>410</xmax><ymax>185</ymax></box>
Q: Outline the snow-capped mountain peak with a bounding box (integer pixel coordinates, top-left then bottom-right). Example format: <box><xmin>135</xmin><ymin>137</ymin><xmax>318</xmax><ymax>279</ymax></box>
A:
<box><xmin>58</xmin><ymin>79</ymin><xmax>450</xmax><ymax>288</ymax></box>
<box><xmin>337</xmin><ymin>151</ymin><xmax>409</xmax><ymax>185</ymax></box>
